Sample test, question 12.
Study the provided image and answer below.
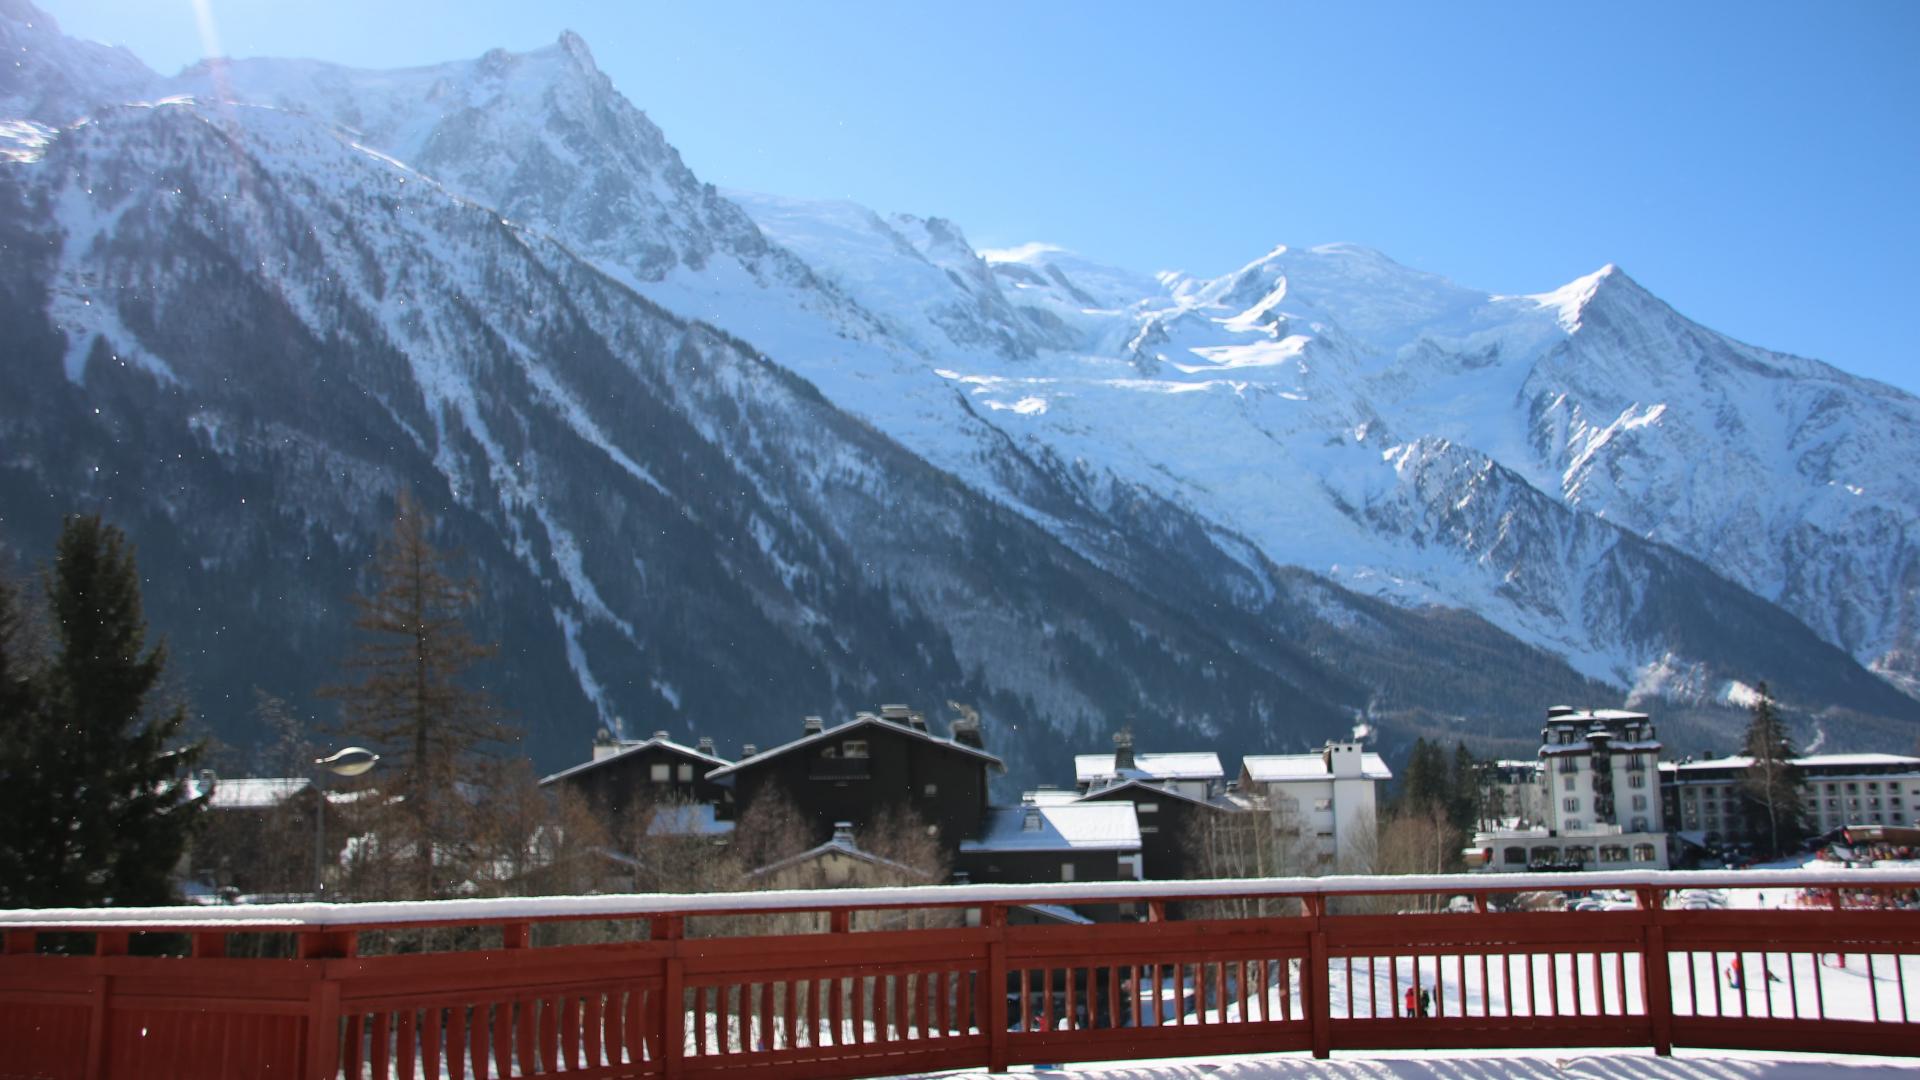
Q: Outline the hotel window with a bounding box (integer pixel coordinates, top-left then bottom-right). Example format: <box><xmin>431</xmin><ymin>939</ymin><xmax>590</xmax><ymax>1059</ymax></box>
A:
<box><xmin>1564</xmin><ymin>798</ymin><xmax>1580</xmax><ymax>812</ymax></box>
<box><xmin>1629</xmin><ymin>772</ymin><xmax>1646</xmax><ymax>789</ymax></box>
<box><xmin>1632</xmin><ymin>795</ymin><xmax>1648</xmax><ymax>811</ymax></box>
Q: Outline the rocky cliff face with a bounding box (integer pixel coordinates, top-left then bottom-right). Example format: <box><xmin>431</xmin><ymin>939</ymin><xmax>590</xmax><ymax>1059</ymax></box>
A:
<box><xmin>3</xmin><ymin>5</ymin><xmax>1915</xmax><ymax>775</ymax></box>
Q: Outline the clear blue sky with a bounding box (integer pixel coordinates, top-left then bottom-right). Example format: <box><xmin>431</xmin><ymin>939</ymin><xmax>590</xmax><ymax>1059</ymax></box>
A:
<box><xmin>42</xmin><ymin>1</ymin><xmax>1920</xmax><ymax>393</ymax></box>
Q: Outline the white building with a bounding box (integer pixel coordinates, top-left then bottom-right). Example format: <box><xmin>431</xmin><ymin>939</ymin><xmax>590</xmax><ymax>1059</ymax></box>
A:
<box><xmin>1473</xmin><ymin>706</ymin><xmax>1668</xmax><ymax>872</ymax></box>
<box><xmin>1662</xmin><ymin>752</ymin><xmax>1920</xmax><ymax>846</ymax></box>
<box><xmin>1238</xmin><ymin>742</ymin><xmax>1389</xmax><ymax>869</ymax></box>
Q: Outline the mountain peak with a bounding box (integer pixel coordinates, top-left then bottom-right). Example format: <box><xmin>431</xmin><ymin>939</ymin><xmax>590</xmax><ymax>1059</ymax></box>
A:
<box><xmin>555</xmin><ymin>29</ymin><xmax>597</xmax><ymax>71</ymax></box>
<box><xmin>1528</xmin><ymin>263</ymin><xmax>1647</xmax><ymax>332</ymax></box>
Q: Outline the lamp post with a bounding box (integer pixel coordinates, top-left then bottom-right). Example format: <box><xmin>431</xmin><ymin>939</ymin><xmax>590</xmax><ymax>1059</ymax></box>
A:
<box><xmin>313</xmin><ymin>747</ymin><xmax>380</xmax><ymax>898</ymax></box>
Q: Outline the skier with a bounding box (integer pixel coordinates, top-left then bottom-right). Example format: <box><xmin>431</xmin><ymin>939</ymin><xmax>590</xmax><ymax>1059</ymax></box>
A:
<box><xmin>1419</xmin><ymin>986</ymin><xmax>1432</xmax><ymax>1018</ymax></box>
<box><xmin>1404</xmin><ymin>984</ymin><xmax>1418</xmax><ymax>1018</ymax></box>
<box><xmin>1726</xmin><ymin>955</ymin><xmax>1744</xmax><ymax>990</ymax></box>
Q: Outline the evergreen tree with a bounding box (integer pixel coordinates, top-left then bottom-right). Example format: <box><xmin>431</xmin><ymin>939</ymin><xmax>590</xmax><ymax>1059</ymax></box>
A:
<box><xmin>1398</xmin><ymin>738</ymin><xmax>1450</xmax><ymax>817</ymax></box>
<box><xmin>0</xmin><ymin>516</ymin><xmax>204</xmax><ymax>906</ymax></box>
<box><xmin>1739</xmin><ymin>681</ymin><xmax>1807</xmax><ymax>857</ymax></box>
<box><xmin>1446</xmin><ymin>743</ymin><xmax>1480</xmax><ymax>834</ymax></box>
<box><xmin>325</xmin><ymin>491</ymin><xmax>515</xmax><ymax>898</ymax></box>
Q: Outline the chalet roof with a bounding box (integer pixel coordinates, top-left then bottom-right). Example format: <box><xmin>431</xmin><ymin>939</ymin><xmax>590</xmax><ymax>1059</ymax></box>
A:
<box><xmin>1074</xmin><ymin>777</ymin><xmax>1245</xmax><ymax>812</ymax></box>
<box><xmin>539</xmin><ymin>734</ymin><xmax>731</xmax><ymax>786</ymax></box>
<box><xmin>744</xmin><ymin>834</ymin><xmax>929</xmax><ymax>881</ymax></box>
<box><xmin>704</xmin><ymin>713</ymin><xmax>1005</xmax><ymax>781</ymax></box>
<box><xmin>1241</xmin><ymin>752</ymin><xmax>1392</xmax><ymax>783</ymax></box>
<box><xmin>1073</xmin><ymin>751</ymin><xmax>1222</xmax><ymax>784</ymax></box>
<box><xmin>961</xmin><ymin>803</ymin><xmax>1140</xmax><ymax>854</ymax></box>
<box><xmin>186</xmin><ymin>777</ymin><xmax>313</xmax><ymax>810</ymax></box>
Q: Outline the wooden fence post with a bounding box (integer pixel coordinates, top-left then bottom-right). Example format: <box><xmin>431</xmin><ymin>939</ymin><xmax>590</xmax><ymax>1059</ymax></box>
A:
<box><xmin>305</xmin><ymin>977</ymin><xmax>342</xmax><ymax>1080</ymax></box>
<box><xmin>985</xmin><ymin>905</ymin><xmax>1009</xmax><ymax>1073</ymax></box>
<box><xmin>656</xmin><ymin>916</ymin><xmax>685</xmax><ymax>1080</ymax></box>
<box><xmin>1636</xmin><ymin>887</ymin><xmax>1673</xmax><ymax>1056</ymax></box>
<box><xmin>1304</xmin><ymin>895</ymin><xmax>1331</xmax><ymax>1060</ymax></box>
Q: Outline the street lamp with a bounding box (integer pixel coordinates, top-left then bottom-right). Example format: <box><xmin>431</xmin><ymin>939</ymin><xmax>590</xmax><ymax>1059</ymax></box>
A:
<box><xmin>313</xmin><ymin>747</ymin><xmax>380</xmax><ymax>898</ymax></box>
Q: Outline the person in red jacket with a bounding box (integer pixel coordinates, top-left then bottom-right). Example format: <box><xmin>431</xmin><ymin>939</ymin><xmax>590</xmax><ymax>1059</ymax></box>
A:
<box><xmin>1404</xmin><ymin>985</ymin><xmax>1418</xmax><ymax>1018</ymax></box>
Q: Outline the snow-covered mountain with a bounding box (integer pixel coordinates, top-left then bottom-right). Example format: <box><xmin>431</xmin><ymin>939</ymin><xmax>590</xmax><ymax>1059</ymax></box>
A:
<box><xmin>3</xmin><ymin>4</ymin><xmax>1915</xmax><ymax>770</ymax></box>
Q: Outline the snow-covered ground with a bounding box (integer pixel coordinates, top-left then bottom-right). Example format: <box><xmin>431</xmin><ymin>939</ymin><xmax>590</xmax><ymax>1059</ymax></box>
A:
<box><xmin>911</xmin><ymin>1048</ymin><xmax>1919</xmax><ymax>1079</ymax></box>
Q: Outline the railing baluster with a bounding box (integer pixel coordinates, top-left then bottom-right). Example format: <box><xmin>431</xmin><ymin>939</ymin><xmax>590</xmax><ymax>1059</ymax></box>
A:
<box><xmin>1867</xmin><ymin>954</ymin><xmax>1882</xmax><ymax>1021</ymax></box>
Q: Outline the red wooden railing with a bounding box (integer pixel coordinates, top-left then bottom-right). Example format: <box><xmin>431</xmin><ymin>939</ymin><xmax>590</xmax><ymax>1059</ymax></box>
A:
<box><xmin>2</xmin><ymin>869</ymin><xmax>1916</xmax><ymax>1079</ymax></box>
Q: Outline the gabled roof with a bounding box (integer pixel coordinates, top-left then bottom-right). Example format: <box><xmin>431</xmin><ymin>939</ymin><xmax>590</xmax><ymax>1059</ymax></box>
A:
<box><xmin>1242</xmin><ymin>752</ymin><xmax>1392</xmax><ymax>783</ymax></box>
<box><xmin>744</xmin><ymin>836</ymin><xmax>929</xmax><ymax>880</ymax></box>
<box><xmin>1075</xmin><ymin>777</ymin><xmax>1245</xmax><ymax>812</ymax></box>
<box><xmin>704</xmin><ymin>713</ymin><xmax>1005</xmax><ymax>781</ymax></box>
<box><xmin>961</xmin><ymin>803</ymin><xmax>1140</xmax><ymax>854</ymax></box>
<box><xmin>1074</xmin><ymin>751</ymin><xmax>1222</xmax><ymax>784</ymax></box>
<box><xmin>187</xmin><ymin>777</ymin><xmax>314</xmax><ymax>809</ymax></box>
<box><xmin>539</xmin><ymin>734</ymin><xmax>732</xmax><ymax>786</ymax></box>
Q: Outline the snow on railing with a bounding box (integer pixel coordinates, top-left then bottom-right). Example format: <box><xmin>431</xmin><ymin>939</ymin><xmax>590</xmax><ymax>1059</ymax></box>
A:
<box><xmin>2</xmin><ymin>867</ymin><xmax>1915</xmax><ymax>930</ymax></box>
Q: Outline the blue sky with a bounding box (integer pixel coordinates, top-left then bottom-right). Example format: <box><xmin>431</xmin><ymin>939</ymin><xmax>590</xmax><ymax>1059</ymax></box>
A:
<box><xmin>42</xmin><ymin>1</ymin><xmax>1920</xmax><ymax>392</ymax></box>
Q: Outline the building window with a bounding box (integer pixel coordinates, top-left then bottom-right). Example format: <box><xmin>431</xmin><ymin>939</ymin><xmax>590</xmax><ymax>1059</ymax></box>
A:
<box><xmin>1563</xmin><ymin>775</ymin><xmax>1575</xmax><ymax>791</ymax></box>
<box><xmin>924</xmin><ymin>783</ymin><xmax>938</xmax><ymax>797</ymax></box>
<box><xmin>677</xmin><ymin>763</ymin><xmax>693</xmax><ymax>782</ymax></box>
<box><xmin>1631</xmin><ymin>817</ymin><xmax>1649</xmax><ymax>832</ymax></box>
<box><xmin>1632</xmin><ymin>795</ymin><xmax>1648</xmax><ymax>811</ymax></box>
<box><xmin>1564</xmin><ymin>820</ymin><xmax>1583</xmax><ymax>831</ymax></box>
<box><xmin>1061</xmin><ymin>863</ymin><xmax>1076</xmax><ymax>883</ymax></box>
<box><xmin>1314</xmin><ymin>798</ymin><xmax>1333</xmax><ymax>812</ymax></box>
<box><xmin>1137</xmin><ymin>802</ymin><xmax>1159</xmax><ymax>813</ymax></box>
<box><xmin>841</xmin><ymin>740</ymin><xmax>870</xmax><ymax>758</ymax></box>
<box><xmin>1140</xmin><ymin>825</ymin><xmax>1159</xmax><ymax>834</ymax></box>
<box><xmin>1563</xmin><ymin>798</ymin><xmax>1580</xmax><ymax>812</ymax></box>
<box><xmin>1503</xmin><ymin>847</ymin><xmax>1526</xmax><ymax>865</ymax></box>
<box><xmin>1600</xmin><ymin>845</ymin><xmax>1628</xmax><ymax>863</ymax></box>
<box><xmin>650</xmin><ymin>764</ymin><xmax>671</xmax><ymax>783</ymax></box>
<box><xmin>1629</xmin><ymin>773</ymin><xmax>1646</xmax><ymax>789</ymax></box>
<box><xmin>1632</xmin><ymin>843</ymin><xmax>1656</xmax><ymax>862</ymax></box>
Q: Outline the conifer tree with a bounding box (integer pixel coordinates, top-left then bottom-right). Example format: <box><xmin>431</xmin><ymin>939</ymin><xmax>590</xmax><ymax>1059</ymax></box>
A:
<box><xmin>326</xmin><ymin>491</ymin><xmax>514</xmax><ymax>898</ymax></box>
<box><xmin>1739</xmin><ymin>681</ymin><xmax>1807</xmax><ymax>857</ymax></box>
<box><xmin>0</xmin><ymin>516</ymin><xmax>204</xmax><ymax>906</ymax></box>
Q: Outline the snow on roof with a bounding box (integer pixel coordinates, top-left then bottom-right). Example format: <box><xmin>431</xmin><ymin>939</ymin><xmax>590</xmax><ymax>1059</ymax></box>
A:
<box><xmin>188</xmin><ymin>777</ymin><xmax>313</xmax><ymax>809</ymax></box>
<box><xmin>1016</xmin><ymin>902</ymin><xmax>1093</xmax><ymax>925</ymax></box>
<box><xmin>1076</xmin><ymin>777</ymin><xmax>1246</xmax><ymax>812</ymax></box>
<box><xmin>539</xmin><ymin>734</ymin><xmax>731</xmax><ymax>785</ymax></box>
<box><xmin>705</xmin><ymin>713</ymin><xmax>1004</xmax><ymax>780</ymax></box>
<box><xmin>644</xmin><ymin>803</ymin><xmax>735</xmax><ymax>838</ymax></box>
<box><xmin>1025</xmin><ymin>789</ymin><xmax>1082</xmax><ymax>807</ymax></box>
<box><xmin>961</xmin><ymin>803</ymin><xmax>1141</xmax><ymax>854</ymax></box>
<box><xmin>1241</xmin><ymin>753</ymin><xmax>1392</xmax><ymax>783</ymax></box>
<box><xmin>1672</xmin><ymin>753</ymin><xmax>1920</xmax><ymax>775</ymax></box>
<box><xmin>1074</xmin><ymin>751</ymin><xmax>1223</xmax><ymax>783</ymax></box>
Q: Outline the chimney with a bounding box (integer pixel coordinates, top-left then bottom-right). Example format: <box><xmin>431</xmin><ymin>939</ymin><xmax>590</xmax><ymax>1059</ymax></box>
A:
<box><xmin>803</xmin><ymin>715</ymin><xmax>825</xmax><ymax>736</ymax></box>
<box><xmin>1021</xmin><ymin>795</ymin><xmax>1043</xmax><ymax>832</ymax></box>
<box><xmin>1546</xmin><ymin>705</ymin><xmax>1576</xmax><ymax>719</ymax></box>
<box><xmin>880</xmin><ymin>703</ymin><xmax>911</xmax><ymax>722</ymax></box>
<box><xmin>1113</xmin><ymin>727</ymin><xmax>1135</xmax><ymax>772</ymax></box>
<box><xmin>741</xmin><ymin>743</ymin><xmax>758</xmax><ymax>758</ymax></box>
<box><xmin>907</xmin><ymin>711</ymin><xmax>929</xmax><ymax>733</ymax></box>
<box><xmin>592</xmin><ymin>727</ymin><xmax>621</xmax><ymax>761</ymax></box>
<box><xmin>832</xmin><ymin>821</ymin><xmax>856</xmax><ymax>846</ymax></box>
<box><xmin>951</xmin><ymin>713</ymin><xmax>985</xmax><ymax>749</ymax></box>
<box><xmin>697</xmin><ymin>736</ymin><xmax>716</xmax><ymax>756</ymax></box>
<box><xmin>652</xmin><ymin>730</ymin><xmax>670</xmax><ymax>741</ymax></box>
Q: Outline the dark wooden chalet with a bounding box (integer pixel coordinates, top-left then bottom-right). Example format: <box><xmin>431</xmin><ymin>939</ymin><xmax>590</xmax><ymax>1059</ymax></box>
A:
<box><xmin>955</xmin><ymin>797</ymin><xmax>1142</xmax><ymax>885</ymax></box>
<box><xmin>706</xmin><ymin>705</ymin><xmax>1001</xmax><ymax>852</ymax></box>
<box><xmin>1074</xmin><ymin>778</ymin><xmax>1248</xmax><ymax>880</ymax></box>
<box><xmin>539</xmin><ymin>729</ymin><xmax>733</xmax><ymax>822</ymax></box>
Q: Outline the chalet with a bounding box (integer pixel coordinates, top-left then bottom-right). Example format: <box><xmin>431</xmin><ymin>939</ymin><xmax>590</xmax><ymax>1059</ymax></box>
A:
<box><xmin>957</xmin><ymin>796</ymin><xmax>1142</xmax><ymax>885</ymax></box>
<box><xmin>539</xmin><ymin>729</ymin><xmax>733</xmax><ymax>822</ymax></box>
<box><xmin>745</xmin><ymin>822</ymin><xmax>931</xmax><ymax>890</ymax></box>
<box><xmin>1074</xmin><ymin>729</ymin><xmax>1223</xmax><ymax>801</ymax></box>
<box><xmin>706</xmin><ymin>705</ymin><xmax>1002</xmax><ymax>852</ymax></box>
<box><xmin>1073</xmin><ymin>778</ymin><xmax>1251</xmax><ymax>879</ymax></box>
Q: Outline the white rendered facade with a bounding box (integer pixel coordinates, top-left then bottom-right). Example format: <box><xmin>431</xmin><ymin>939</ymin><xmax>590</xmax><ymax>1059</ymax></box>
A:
<box><xmin>1239</xmin><ymin>743</ymin><xmax>1388</xmax><ymax>869</ymax></box>
<box><xmin>1473</xmin><ymin>707</ymin><xmax>1669</xmax><ymax>872</ymax></box>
